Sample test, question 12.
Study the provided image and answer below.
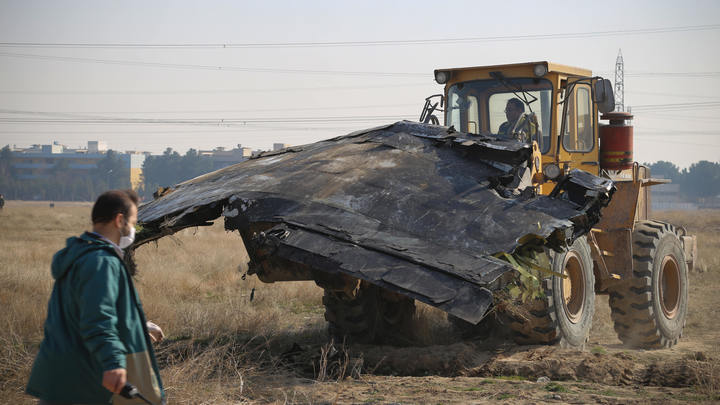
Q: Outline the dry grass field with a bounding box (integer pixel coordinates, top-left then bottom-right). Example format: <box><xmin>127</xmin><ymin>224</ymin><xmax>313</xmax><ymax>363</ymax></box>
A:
<box><xmin>1</xmin><ymin>200</ymin><xmax>719</xmax><ymax>404</ymax></box>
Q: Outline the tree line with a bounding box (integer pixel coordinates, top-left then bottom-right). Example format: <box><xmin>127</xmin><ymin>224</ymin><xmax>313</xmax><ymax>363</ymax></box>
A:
<box><xmin>2</xmin><ymin>144</ymin><xmax>719</xmax><ymax>202</ymax></box>
<box><xmin>141</xmin><ymin>148</ymin><xmax>214</xmax><ymax>199</ymax></box>
<box><xmin>645</xmin><ymin>160</ymin><xmax>720</xmax><ymax>200</ymax></box>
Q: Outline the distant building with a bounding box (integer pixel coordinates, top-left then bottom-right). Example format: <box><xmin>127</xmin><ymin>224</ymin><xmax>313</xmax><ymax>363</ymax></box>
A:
<box><xmin>127</xmin><ymin>153</ymin><xmax>147</xmax><ymax>189</ymax></box>
<box><xmin>87</xmin><ymin>141</ymin><xmax>108</xmax><ymax>154</ymax></box>
<box><xmin>197</xmin><ymin>143</ymin><xmax>288</xmax><ymax>170</ymax></box>
<box><xmin>8</xmin><ymin>141</ymin><xmax>147</xmax><ymax>190</ymax></box>
<box><xmin>198</xmin><ymin>144</ymin><xmax>254</xmax><ymax>171</ymax></box>
<box><xmin>42</xmin><ymin>142</ymin><xmax>63</xmax><ymax>154</ymax></box>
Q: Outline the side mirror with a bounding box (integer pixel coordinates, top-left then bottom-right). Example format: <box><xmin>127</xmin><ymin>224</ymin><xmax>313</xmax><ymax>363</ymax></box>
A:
<box><xmin>593</xmin><ymin>79</ymin><xmax>615</xmax><ymax>113</ymax></box>
<box><xmin>419</xmin><ymin>94</ymin><xmax>444</xmax><ymax>125</ymax></box>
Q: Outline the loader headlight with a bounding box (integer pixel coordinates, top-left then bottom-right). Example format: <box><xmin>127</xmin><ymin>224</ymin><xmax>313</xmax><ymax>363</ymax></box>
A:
<box><xmin>533</xmin><ymin>64</ymin><xmax>548</xmax><ymax>77</ymax></box>
<box><xmin>435</xmin><ymin>70</ymin><xmax>450</xmax><ymax>84</ymax></box>
<box><xmin>543</xmin><ymin>163</ymin><xmax>561</xmax><ymax>180</ymax></box>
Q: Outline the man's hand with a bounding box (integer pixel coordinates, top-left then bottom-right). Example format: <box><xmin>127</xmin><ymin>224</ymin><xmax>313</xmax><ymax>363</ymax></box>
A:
<box><xmin>102</xmin><ymin>368</ymin><xmax>127</xmax><ymax>394</ymax></box>
<box><xmin>147</xmin><ymin>321</ymin><xmax>164</xmax><ymax>343</ymax></box>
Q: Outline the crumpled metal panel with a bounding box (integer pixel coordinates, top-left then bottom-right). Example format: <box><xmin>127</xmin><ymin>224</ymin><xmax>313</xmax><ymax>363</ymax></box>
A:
<box><xmin>136</xmin><ymin>121</ymin><xmax>614</xmax><ymax>324</ymax></box>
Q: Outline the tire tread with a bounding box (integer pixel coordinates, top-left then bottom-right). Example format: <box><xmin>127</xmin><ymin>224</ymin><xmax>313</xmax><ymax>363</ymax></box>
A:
<box><xmin>607</xmin><ymin>220</ymin><xmax>687</xmax><ymax>349</ymax></box>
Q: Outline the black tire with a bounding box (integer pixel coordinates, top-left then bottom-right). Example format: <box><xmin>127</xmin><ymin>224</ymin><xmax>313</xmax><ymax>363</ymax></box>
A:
<box><xmin>508</xmin><ymin>236</ymin><xmax>595</xmax><ymax>348</ymax></box>
<box><xmin>323</xmin><ymin>283</ymin><xmax>415</xmax><ymax>344</ymax></box>
<box><xmin>608</xmin><ymin>220</ymin><xmax>688</xmax><ymax>349</ymax></box>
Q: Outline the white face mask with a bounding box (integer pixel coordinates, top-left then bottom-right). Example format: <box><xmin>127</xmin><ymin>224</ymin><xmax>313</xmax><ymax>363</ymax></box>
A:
<box><xmin>119</xmin><ymin>225</ymin><xmax>136</xmax><ymax>249</ymax></box>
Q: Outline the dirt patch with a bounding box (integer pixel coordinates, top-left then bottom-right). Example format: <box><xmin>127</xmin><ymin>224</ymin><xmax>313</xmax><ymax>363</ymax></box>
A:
<box><xmin>282</xmin><ymin>340</ymin><xmax>719</xmax><ymax>390</ymax></box>
<box><xmin>467</xmin><ymin>346</ymin><xmax>639</xmax><ymax>385</ymax></box>
<box><xmin>267</xmin><ymin>341</ymin><xmax>720</xmax><ymax>404</ymax></box>
<box><xmin>350</xmin><ymin>342</ymin><xmax>490</xmax><ymax>376</ymax></box>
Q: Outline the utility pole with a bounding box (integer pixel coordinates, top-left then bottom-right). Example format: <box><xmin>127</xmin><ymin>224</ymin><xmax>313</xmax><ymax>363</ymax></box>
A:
<box><xmin>614</xmin><ymin>49</ymin><xmax>624</xmax><ymax>112</ymax></box>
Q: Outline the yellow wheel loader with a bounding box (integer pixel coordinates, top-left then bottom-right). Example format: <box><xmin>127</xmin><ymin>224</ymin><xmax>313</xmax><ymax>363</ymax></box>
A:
<box><xmin>425</xmin><ymin>61</ymin><xmax>696</xmax><ymax>348</ymax></box>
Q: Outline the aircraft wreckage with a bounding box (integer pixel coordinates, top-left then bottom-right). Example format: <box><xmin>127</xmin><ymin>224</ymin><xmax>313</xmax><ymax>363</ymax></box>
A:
<box><xmin>133</xmin><ymin>121</ymin><xmax>614</xmax><ymax>342</ymax></box>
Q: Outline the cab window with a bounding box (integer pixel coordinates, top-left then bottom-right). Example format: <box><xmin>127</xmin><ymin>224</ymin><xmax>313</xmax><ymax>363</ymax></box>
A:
<box><xmin>446</xmin><ymin>78</ymin><xmax>553</xmax><ymax>153</ymax></box>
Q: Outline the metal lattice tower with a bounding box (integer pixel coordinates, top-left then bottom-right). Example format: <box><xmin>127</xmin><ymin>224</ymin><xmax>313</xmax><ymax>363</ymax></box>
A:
<box><xmin>614</xmin><ymin>49</ymin><xmax>624</xmax><ymax>112</ymax></box>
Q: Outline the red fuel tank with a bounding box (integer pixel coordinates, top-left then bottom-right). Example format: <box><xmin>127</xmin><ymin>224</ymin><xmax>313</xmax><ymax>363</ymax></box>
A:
<box><xmin>599</xmin><ymin>112</ymin><xmax>634</xmax><ymax>171</ymax></box>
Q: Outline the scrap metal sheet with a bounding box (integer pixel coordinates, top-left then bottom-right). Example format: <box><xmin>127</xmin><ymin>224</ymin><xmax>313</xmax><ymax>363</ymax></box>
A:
<box><xmin>136</xmin><ymin>121</ymin><xmax>614</xmax><ymax>323</ymax></box>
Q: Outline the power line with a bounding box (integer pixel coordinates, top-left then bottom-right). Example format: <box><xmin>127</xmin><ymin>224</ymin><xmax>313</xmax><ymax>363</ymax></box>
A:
<box><xmin>0</xmin><ymin>116</ymin><xmax>417</xmax><ymax>125</ymax></box>
<box><xmin>0</xmin><ymin>103</ymin><xmax>418</xmax><ymax>115</ymax></box>
<box><xmin>0</xmin><ymin>122</ymin><xmax>366</xmax><ymax>137</ymax></box>
<box><xmin>0</xmin><ymin>121</ymin><xmax>383</xmax><ymax>136</ymax></box>
<box><xmin>2</xmin><ymin>49</ymin><xmax>718</xmax><ymax>80</ymax></box>
<box><xmin>596</xmin><ymin>70</ymin><xmax>720</xmax><ymax>78</ymax></box>
<box><xmin>0</xmin><ymin>108</ymin><xmax>421</xmax><ymax>123</ymax></box>
<box><xmin>0</xmin><ymin>128</ymin><xmax>347</xmax><ymax>135</ymax></box>
<box><xmin>0</xmin><ymin>82</ymin><xmax>431</xmax><ymax>95</ymax></box>
<box><xmin>638</xmin><ymin>113</ymin><xmax>720</xmax><ymax>122</ymax></box>
<box><xmin>636</xmin><ymin>130</ymin><xmax>719</xmax><ymax>136</ymax></box>
<box><xmin>0</xmin><ymin>52</ymin><xmax>427</xmax><ymax>77</ymax></box>
<box><xmin>1</xmin><ymin>129</ymin><xmax>242</xmax><ymax>134</ymax></box>
<box><xmin>3</xmin><ymin>51</ymin><xmax>717</xmax><ymax>80</ymax></box>
<box><xmin>13</xmin><ymin>102</ymin><xmax>716</xmax><ymax>120</ymax></box>
<box><xmin>625</xmin><ymin>72</ymin><xmax>720</xmax><ymax>78</ymax></box>
<box><xmin>0</xmin><ymin>118</ymin><xmax>416</xmax><ymax>125</ymax></box>
<box><xmin>1</xmin><ymin>24</ymin><xmax>717</xmax><ymax>49</ymax></box>
<box><xmin>0</xmin><ymin>108</ymin><xmax>415</xmax><ymax>120</ymax></box>
<box><xmin>626</xmin><ymin>90</ymin><xmax>720</xmax><ymax>100</ymax></box>
<box><xmin>631</xmin><ymin>101</ymin><xmax>720</xmax><ymax>112</ymax></box>
<box><xmin>635</xmin><ymin>138</ymin><xmax>720</xmax><ymax>148</ymax></box>
<box><xmin>4</xmin><ymin>126</ymin><xmax>716</xmax><ymax>135</ymax></box>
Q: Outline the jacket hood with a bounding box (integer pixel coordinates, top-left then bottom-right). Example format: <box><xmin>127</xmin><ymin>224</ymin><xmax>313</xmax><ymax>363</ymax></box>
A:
<box><xmin>51</xmin><ymin>232</ymin><xmax>118</xmax><ymax>280</ymax></box>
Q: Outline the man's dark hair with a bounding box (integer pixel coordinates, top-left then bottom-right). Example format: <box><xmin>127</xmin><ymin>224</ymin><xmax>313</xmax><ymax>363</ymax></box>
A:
<box><xmin>91</xmin><ymin>189</ymin><xmax>139</xmax><ymax>224</ymax></box>
<box><xmin>507</xmin><ymin>98</ymin><xmax>525</xmax><ymax>112</ymax></box>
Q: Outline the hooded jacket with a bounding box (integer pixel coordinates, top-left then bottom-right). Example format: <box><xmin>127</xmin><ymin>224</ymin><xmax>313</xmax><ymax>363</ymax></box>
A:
<box><xmin>26</xmin><ymin>232</ymin><xmax>165</xmax><ymax>404</ymax></box>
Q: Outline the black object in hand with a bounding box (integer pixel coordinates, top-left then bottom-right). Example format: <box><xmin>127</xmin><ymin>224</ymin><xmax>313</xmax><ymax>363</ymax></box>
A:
<box><xmin>120</xmin><ymin>383</ymin><xmax>153</xmax><ymax>404</ymax></box>
<box><xmin>119</xmin><ymin>383</ymin><xmax>138</xmax><ymax>399</ymax></box>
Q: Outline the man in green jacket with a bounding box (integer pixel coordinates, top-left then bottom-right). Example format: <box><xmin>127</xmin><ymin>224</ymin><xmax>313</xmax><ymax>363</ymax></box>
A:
<box><xmin>27</xmin><ymin>190</ymin><xmax>165</xmax><ymax>405</ymax></box>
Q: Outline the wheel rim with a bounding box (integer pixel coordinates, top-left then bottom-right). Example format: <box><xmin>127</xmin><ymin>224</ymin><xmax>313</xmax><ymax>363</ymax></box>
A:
<box><xmin>659</xmin><ymin>254</ymin><xmax>681</xmax><ymax>319</ymax></box>
<box><xmin>562</xmin><ymin>252</ymin><xmax>585</xmax><ymax>324</ymax></box>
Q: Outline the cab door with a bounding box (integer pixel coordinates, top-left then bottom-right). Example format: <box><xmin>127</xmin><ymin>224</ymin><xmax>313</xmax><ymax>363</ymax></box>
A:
<box><xmin>559</xmin><ymin>80</ymin><xmax>599</xmax><ymax>175</ymax></box>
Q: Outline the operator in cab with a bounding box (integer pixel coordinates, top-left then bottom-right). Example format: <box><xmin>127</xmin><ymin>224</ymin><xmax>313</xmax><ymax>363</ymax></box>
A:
<box><xmin>498</xmin><ymin>98</ymin><xmax>537</xmax><ymax>143</ymax></box>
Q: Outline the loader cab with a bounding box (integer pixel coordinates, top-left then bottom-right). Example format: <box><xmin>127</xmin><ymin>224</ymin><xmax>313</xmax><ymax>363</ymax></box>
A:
<box><xmin>433</xmin><ymin>61</ymin><xmax>614</xmax><ymax>195</ymax></box>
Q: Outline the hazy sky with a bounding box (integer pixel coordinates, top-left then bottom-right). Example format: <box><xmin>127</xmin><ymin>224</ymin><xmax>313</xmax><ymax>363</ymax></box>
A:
<box><xmin>0</xmin><ymin>0</ymin><xmax>718</xmax><ymax>167</ymax></box>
